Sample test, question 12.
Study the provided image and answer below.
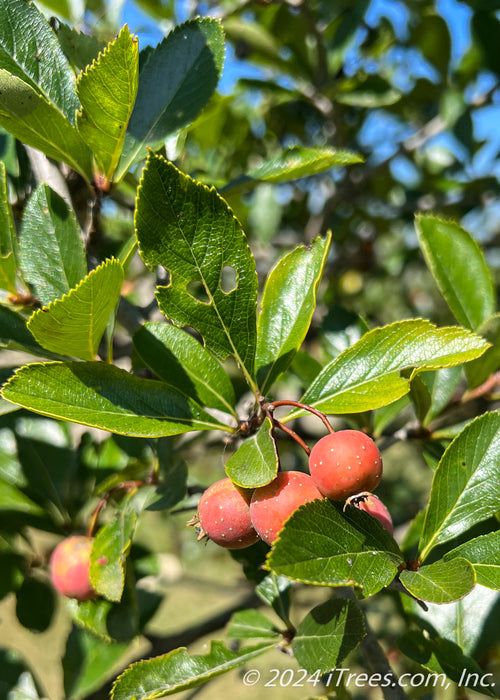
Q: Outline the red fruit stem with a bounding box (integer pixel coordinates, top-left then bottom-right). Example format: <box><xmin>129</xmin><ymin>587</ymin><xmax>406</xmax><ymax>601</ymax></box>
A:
<box><xmin>265</xmin><ymin>400</ymin><xmax>335</xmax><ymax>434</ymax></box>
<box><xmin>271</xmin><ymin>418</ymin><xmax>311</xmax><ymax>456</ymax></box>
<box><xmin>86</xmin><ymin>477</ymin><xmax>156</xmax><ymax>537</ymax></box>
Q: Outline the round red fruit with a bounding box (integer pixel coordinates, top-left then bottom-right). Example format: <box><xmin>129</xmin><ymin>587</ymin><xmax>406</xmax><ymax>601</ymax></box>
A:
<box><xmin>50</xmin><ymin>535</ymin><xmax>97</xmax><ymax>601</ymax></box>
<box><xmin>197</xmin><ymin>478</ymin><xmax>260</xmax><ymax>549</ymax></box>
<box><xmin>345</xmin><ymin>491</ymin><xmax>394</xmax><ymax>535</ymax></box>
<box><xmin>309</xmin><ymin>430</ymin><xmax>382</xmax><ymax>501</ymax></box>
<box><xmin>250</xmin><ymin>471</ymin><xmax>323</xmax><ymax>546</ymax></box>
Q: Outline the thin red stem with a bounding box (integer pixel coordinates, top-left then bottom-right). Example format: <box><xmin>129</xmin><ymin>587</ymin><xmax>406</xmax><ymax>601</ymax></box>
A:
<box><xmin>86</xmin><ymin>479</ymin><xmax>149</xmax><ymax>537</ymax></box>
<box><xmin>265</xmin><ymin>399</ymin><xmax>334</xmax><ymax>434</ymax></box>
<box><xmin>273</xmin><ymin>419</ymin><xmax>311</xmax><ymax>456</ymax></box>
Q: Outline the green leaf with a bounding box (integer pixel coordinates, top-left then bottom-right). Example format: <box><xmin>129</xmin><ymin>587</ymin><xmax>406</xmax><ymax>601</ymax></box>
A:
<box><xmin>116</xmin><ymin>18</ymin><xmax>225</xmax><ymax>179</ymax></box>
<box><xmin>133</xmin><ymin>322</ymin><xmax>237</xmax><ymax>418</ymax></box>
<box><xmin>226</xmin><ymin>609</ymin><xmax>280</xmax><ymax>639</ymax></box>
<box><xmin>0</xmin><ymin>304</ymin><xmax>57</xmax><ymax>357</ymax></box>
<box><xmin>411</xmin><ymin>367</ymin><xmax>462</xmax><ymax>426</ymax></box>
<box><xmin>416</xmin><ymin>214</ymin><xmax>495</xmax><ymax>330</ymax></box>
<box><xmin>225</xmin><ymin>417</ymin><xmax>278</xmax><ymax>488</ymax></box>
<box><xmin>445</xmin><ymin>531</ymin><xmax>500</xmax><ymax>590</ymax></box>
<box><xmin>419</xmin><ymin>412</ymin><xmax>500</xmax><ymax>560</ymax></box>
<box><xmin>1</xmin><ymin>361</ymin><xmax>231</xmax><ymax>437</ymax></box>
<box><xmin>0</xmin><ymin>477</ymin><xmax>43</xmax><ymax>514</ymax></box>
<box><xmin>224</xmin><ymin>147</ymin><xmax>363</xmax><ymax>192</ymax></box>
<box><xmin>19</xmin><ymin>184</ymin><xmax>86</xmax><ymax>306</ymax></box>
<box><xmin>255</xmin><ymin>233</ymin><xmax>331</xmax><ymax>394</ymax></box>
<box><xmin>292</xmin><ymin>319</ymin><xmax>488</xmax><ymax>416</ymax></box>
<box><xmin>135</xmin><ymin>153</ymin><xmax>258</xmax><ymax>386</ymax></box>
<box><xmin>267</xmin><ymin>500</ymin><xmax>402</xmax><ymax>597</ymax></box>
<box><xmin>411</xmin><ymin>14</ymin><xmax>451</xmax><ymax>78</ymax></box>
<box><xmin>292</xmin><ymin>598</ymin><xmax>365</xmax><ymax>674</ymax></box>
<box><xmin>255</xmin><ymin>573</ymin><xmax>292</xmax><ymax>626</ymax></box>
<box><xmin>400</xmin><ymin>558</ymin><xmax>475</xmax><ymax>604</ymax></box>
<box><xmin>27</xmin><ymin>259</ymin><xmax>123</xmax><ymax>360</ymax></box>
<box><xmin>15</xmin><ymin>576</ymin><xmax>55</xmax><ymax>632</ymax></box>
<box><xmin>111</xmin><ymin>641</ymin><xmax>275</xmax><ymax>700</ymax></box>
<box><xmin>0</xmin><ymin>253</ymin><xmax>16</xmax><ymax>295</ymax></box>
<box><xmin>0</xmin><ymin>70</ymin><xmax>93</xmax><ymax>181</ymax></box>
<box><xmin>77</xmin><ymin>26</ymin><xmax>139</xmax><ymax>181</ymax></box>
<box><xmin>465</xmin><ymin>313</ymin><xmax>500</xmax><ymax>389</ymax></box>
<box><xmin>90</xmin><ymin>511</ymin><xmax>136</xmax><ymax>603</ymax></box>
<box><xmin>0</xmin><ymin>161</ymin><xmax>17</xmax><ymax>259</ymax></box>
<box><xmin>0</xmin><ymin>0</ymin><xmax>80</xmax><ymax>123</ymax></box>
<box><xmin>56</xmin><ymin>23</ymin><xmax>107</xmax><ymax>72</ymax></box>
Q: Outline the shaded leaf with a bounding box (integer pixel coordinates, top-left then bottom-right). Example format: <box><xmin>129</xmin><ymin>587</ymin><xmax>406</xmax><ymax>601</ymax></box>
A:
<box><xmin>77</xmin><ymin>27</ymin><xmax>139</xmax><ymax>181</ymax></box>
<box><xmin>465</xmin><ymin>313</ymin><xmax>500</xmax><ymax>389</ymax></box>
<box><xmin>419</xmin><ymin>412</ymin><xmax>500</xmax><ymax>560</ymax></box>
<box><xmin>292</xmin><ymin>598</ymin><xmax>365</xmax><ymax>674</ymax></box>
<box><xmin>0</xmin><ymin>161</ymin><xmax>17</xmax><ymax>260</ymax></box>
<box><xmin>15</xmin><ymin>576</ymin><xmax>55</xmax><ymax>632</ymax></box>
<box><xmin>134</xmin><ymin>322</ymin><xmax>236</xmax><ymax>417</ymax></box>
<box><xmin>90</xmin><ymin>511</ymin><xmax>136</xmax><ymax>603</ymax></box>
<box><xmin>416</xmin><ymin>214</ymin><xmax>495</xmax><ymax>331</ymax></box>
<box><xmin>0</xmin><ymin>477</ymin><xmax>43</xmax><ymax>514</ymax></box>
<box><xmin>135</xmin><ymin>153</ymin><xmax>258</xmax><ymax>384</ymax></box>
<box><xmin>0</xmin><ymin>304</ymin><xmax>58</xmax><ymax>357</ymax></box>
<box><xmin>27</xmin><ymin>259</ymin><xmax>123</xmax><ymax>360</ymax></box>
<box><xmin>400</xmin><ymin>558</ymin><xmax>475</xmax><ymax>604</ymax></box>
<box><xmin>19</xmin><ymin>184</ymin><xmax>86</xmax><ymax>306</ymax></box>
<box><xmin>445</xmin><ymin>531</ymin><xmax>500</xmax><ymax>590</ymax></box>
<box><xmin>111</xmin><ymin>641</ymin><xmax>275</xmax><ymax>700</ymax></box>
<box><xmin>255</xmin><ymin>233</ymin><xmax>331</xmax><ymax>394</ymax></box>
<box><xmin>255</xmin><ymin>573</ymin><xmax>291</xmax><ymax>626</ymax></box>
<box><xmin>56</xmin><ymin>23</ymin><xmax>106</xmax><ymax>71</ymax></box>
<box><xmin>225</xmin><ymin>417</ymin><xmax>278</xmax><ymax>488</ymax></box>
<box><xmin>1</xmin><ymin>362</ymin><xmax>231</xmax><ymax>437</ymax></box>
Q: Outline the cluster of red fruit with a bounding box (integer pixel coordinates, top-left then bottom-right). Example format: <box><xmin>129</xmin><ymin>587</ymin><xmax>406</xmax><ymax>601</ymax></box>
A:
<box><xmin>196</xmin><ymin>430</ymin><xmax>393</xmax><ymax>549</ymax></box>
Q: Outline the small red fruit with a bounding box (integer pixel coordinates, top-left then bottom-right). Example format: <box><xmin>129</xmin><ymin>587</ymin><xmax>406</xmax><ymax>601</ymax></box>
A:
<box><xmin>344</xmin><ymin>491</ymin><xmax>394</xmax><ymax>535</ymax></box>
<box><xmin>309</xmin><ymin>430</ymin><xmax>382</xmax><ymax>501</ymax></box>
<box><xmin>250</xmin><ymin>471</ymin><xmax>323</xmax><ymax>546</ymax></box>
<box><xmin>50</xmin><ymin>535</ymin><xmax>96</xmax><ymax>601</ymax></box>
<box><xmin>197</xmin><ymin>478</ymin><xmax>260</xmax><ymax>549</ymax></box>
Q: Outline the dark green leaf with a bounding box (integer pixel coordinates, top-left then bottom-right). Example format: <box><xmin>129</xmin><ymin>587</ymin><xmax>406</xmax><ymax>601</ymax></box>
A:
<box><xmin>255</xmin><ymin>233</ymin><xmax>331</xmax><ymax>394</ymax></box>
<box><xmin>135</xmin><ymin>153</ymin><xmax>258</xmax><ymax>386</ymax></box>
<box><xmin>0</xmin><ymin>161</ymin><xmax>17</xmax><ymax>262</ymax></box>
<box><xmin>27</xmin><ymin>259</ymin><xmax>123</xmax><ymax>360</ymax></box>
<box><xmin>411</xmin><ymin>14</ymin><xmax>451</xmax><ymax>78</ymax></box>
<box><xmin>255</xmin><ymin>573</ymin><xmax>291</xmax><ymax>626</ymax></box>
<box><xmin>0</xmin><ymin>477</ymin><xmax>43</xmax><ymax>514</ymax></box>
<box><xmin>90</xmin><ymin>511</ymin><xmax>136</xmax><ymax>602</ymax></box>
<box><xmin>465</xmin><ymin>313</ymin><xmax>500</xmax><ymax>389</ymax></box>
<box><xmin>419</xmin><ymin>412</ymin><xmax>500</xmax><ymax>560</ymax></box>
<box><xmin>15</xmin><ymin>576</ymin><xmax>55</xmax><ymax>632</ymax></box>
<box><xmin>416</xmin><ymin>214</ymin><xmax>495</xmax><ymax>331</ymax></box>
<box><xmin>267</xmin><ymin>500</ymin><xmax>402</xmax><ymax>597</ymax></box>
<box><xmin>226</xmin><ymin>609</ymin><xmax>280</xmax><ymax>639</ymax></box>
<box><xmin>19</xmin><ymin>184</ymin><xmax>86</xmax><ymax>306</ymax></box>
<box><xmin>292</xmin><ymin>598</ymin><xmax>365</xmax><ymax>674</ymax></box>
<box><xmin>225</xmin><ymin>417</ymin><xmax>278</xmax><ymax>488</ymax></box>
<box><xmin>134</xmin><ymin>322</ymin><xmax>237</xmax><ymax>417</ymax></box>
<box><xmin>0</xmin><ymin>304</ymin><xmax>58</xmax><ymax>357</ymax></box>
<box><xmin>56</xmin><ymin>23</ymin><xmax>106</xmax><ymax>71</ymax></box>
<box><xmin>1</xmin><ymin>362</ymin><xmax>231</xmax><ymax>437</ymax></box>
<box><xmin>116</xmin><ymin>18</ymin><xmax>225</xmax><ymax>178</ymax></box>
<box><xmin>76</xmin><ymin>27</ymin><xmax>139</xmax><ymax>181</ymax></box>
<box><xmin>0</xmin><ymin>0</ymin><xmax>80</xmax><ymax>122</ymax></box>
<box><xmin>111</xmin><ymin>641</ymin><xmax>275</xmax><ymax>700</ymax></box>
<box><xmin>444</xmin><ymin>531</ymin><xmax>500</xmax><ymax>590</ymax></box>
<box><xmin>400</xmin><ymin>558</ymin><xmax>475</xmax><ymax>604</ymax></box>
<box><xmin>292</xmin><ymin>320</ymin><xmax>488</xmax><ymax>416</ymax></box>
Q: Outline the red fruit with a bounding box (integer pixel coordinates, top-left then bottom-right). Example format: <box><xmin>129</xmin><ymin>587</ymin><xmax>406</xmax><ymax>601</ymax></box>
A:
<box><xmin>197</xmin><ymin>478</ymin><xmax>260</xmax><ymax>549</ymax></box>
<box><xmin>309</xmin><ymin>430</ymin><xmax>382</xmax><ymax>501</ymax></box>
<box><xmin>50</xmin><ymin>535</ymin><xmax>96</xmax><ymax>601</ymax></box>
<box><xmin>250</xmin><ymin>471</ymin><xmax>323</xmax><ymax>546</ymax></box>
<box><xmin>344</xmin><ymin>491</ymin><xmax>394</xmax><ymax>535</ymax></box>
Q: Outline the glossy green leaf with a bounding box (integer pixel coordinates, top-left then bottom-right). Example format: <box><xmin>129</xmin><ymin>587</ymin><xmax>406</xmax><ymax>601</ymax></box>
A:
<box><xmin>27</xmin><ymin>259</ymin><xmax>123</xmax><ymax>360</ymax></box>
<box><xmin>90</xmin><ymin>511</ymin><xmax>136</xmax><ymax>603</ymax></box>
<box><xmin>111</xmin><ymin>641</ymin><xmax>275</xmax><ymax>700</ymax></box>
<box><xmin>292</xmin><ymin>319</ymin><xmax>488</xmax><ymax>416</ymax></box>
<box><xmin>225</xmin><ymin>417</ymin><xmax>278</xmax><ymax>488</ymax></box>
<box><xmin>226</xmin><ymin>609</ymin><xmax>280</xmax><ymax>639</ymax></box>
<box><xmin>0</xmin><ymin>71</ymin><xmax>93</xmax><ymax>181</ymax></box>
<box><xmin>419</xmin><ymin>412</ymin><xmax>500</xmax><ymax>560</ymax></box>
<box><xmin>255</xmin><ymin>573</ymin><xmax>292</xmax><ymax>626</ymax></box>
<box><xmin>133</xmin><ymin>322</ymin><xmax>237</xmax><ymax>417</ymax></box>
<box><xmin>445</xmin><ymin>531</ymin><xmax>500</xmax><ymax>590</ymax></box>
<box><xmin>416</xmin><ymin>214</ymin><xmax>495</xmax><ymax>330</ymax></box>
<box><xmin>77</xmin><ymin>26</ymin><xmax>139</xmax><ymax>181</ymax></box>
<box><xmin>0</xmin><ymin>477</ymin><xmax>42</xmax><ymax>514</ymax></box>
<box><xmin>400</xmin><ymin>558</ymin><xmax>475</xmax><ymax>604</ymax></box>
<box><xmin>1</xmin><ymin>362</ymin><xmax>231</xmax><ymax>437</ymax></box>
<box><xmin>267</xmin><ymin>500</ymin><xmax>402</xmax><ymax>597</ymax></box>
<box><xmin>0</xmin><ymin>0</ymin><xmax>80</xmax><ymax>123</ymax></box>
<box><xmin>465</xmin><ymin>313</ymin><xmax>500</xmax><ymax>389</ymax></box>
<box><xmin>224</xmin><ymin>147</ymin><xmax>362</xmax><ymax>192</ymax></box>
<box><xmin>255</xmin><ymin>233</ymin><xmax>331</xmax><ymax>394</ymax></box>
<box><xmin>19</xmin><ymin>184</ymin><xmax>86</xmax><ymax>306</ymax></box>
<box><xmin>116</xmin><ymin>18</ymin><xmax>225</xmax><ymax>178</ymax></box>
<box><xmin>135</xmin><ymin>153</ymin><xmax>258</xmax><ymax>385</ymax></box>
<box><xmin>292</xmin><ymin>598</ymin><xmax>365</xmax><ymax>674</ymax></box>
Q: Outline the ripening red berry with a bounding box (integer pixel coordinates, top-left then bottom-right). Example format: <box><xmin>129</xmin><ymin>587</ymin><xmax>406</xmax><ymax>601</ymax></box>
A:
<box><xmin>197</xmin><ymin>478</ymin><xmax>260</xmax><ymax>549</ymax></box>
<box><xmin>50</xmin><ymin>535</ymin><xmax>97</xmax><ymax>601</ymax></box>
<box><xmin>308</xmin><ymin>430</ymin><xmax>382</xmax><ymax>501</ymax></box>
<box><xmin>250</xmin><ymin>471</ymin><xmax>323</xmax><ymax>546</ymax></box>
<box><xmin>344</xmin><ymin>491</ymin><xmax>394</xmax><ymax>535</ymax></box>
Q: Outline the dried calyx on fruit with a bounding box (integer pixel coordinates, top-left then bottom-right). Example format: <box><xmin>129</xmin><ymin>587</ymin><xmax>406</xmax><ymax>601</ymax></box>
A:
<box><xmin>191</xmin><ymin>477</ymin><xmax>260</xmax><ymax>549</ymax></box>
<box><xmin>308</xmin><ymin>429</ymin><xmax>383</xmax><ymax>501</ymax></box>
<box><xmin>344</xmin><ymin>491</ymin><xmax>394</xmax><ymax>535</ymax></box>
